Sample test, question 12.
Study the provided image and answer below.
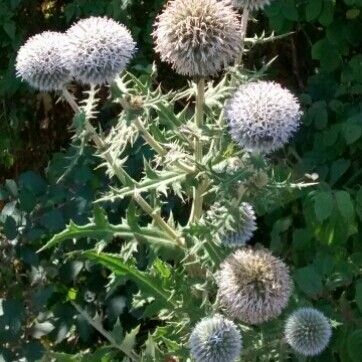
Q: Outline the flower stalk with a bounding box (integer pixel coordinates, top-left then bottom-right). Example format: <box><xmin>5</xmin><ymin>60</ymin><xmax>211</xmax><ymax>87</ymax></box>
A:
<box><xmin>62</xmin><ymin>88</ymin><xmax>184</xmax><ymax>247</ymax></box>
<box><xmin>191</xmin><ymin>78</ymin><xmax>206</xmax><ymax>223</ymax></box>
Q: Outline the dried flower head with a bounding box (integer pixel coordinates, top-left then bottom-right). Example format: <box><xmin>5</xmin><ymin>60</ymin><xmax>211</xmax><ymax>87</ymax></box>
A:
<box><xmin>153</xmin><ymin>0</ymin><xmax>242</xmax><ymax>77</ymax></box>
<box><xmin>229</xmin><ymin>0</ymin><xmax>274</xmax><ymax>11</ymax></box>
<box><xmin>189</xmin><ymin>314</ymin><xmax>242</xmax><ymax>362</ymax></box>
<box><xmin>216</xmin><ymin>248</ymin><xmax>292</xmax><ymax>324</ymax></box>
<box><xmin>285</xmin><ymin>308</ymin><xmax>332</xmax><ymax>356</ymax></box>
<box><xmin>16</xmin><ymin>31</ymin><xmax>71</xmax><ymax>91</ymax></box>
<box><xmin>222</xmin><ymin>202</ymin><xmax>257</xmax><ymax>247</ymax></box>
<box><xmin>65</xmin><ymin>17</ymin><xmax>136</xmax><ymax>85</ymax></box>
<box><xmin>225</xmin><ymin>81</ymin><xmax>302</xmax><ymax>154</ymax></box>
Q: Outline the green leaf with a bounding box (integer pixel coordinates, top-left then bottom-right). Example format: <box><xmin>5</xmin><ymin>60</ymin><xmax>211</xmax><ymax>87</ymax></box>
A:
<box><xmin>312</xmin><ymin>39</ymin><xmax>341</xmax><ymax>71</ymax></box>
<box><xmin>3</xmin><ymin>216</ymin><xmax>17</xmax><ymax>240</ymax></box>
<box><xmin>355</xmin><ymin>281</ymin><xmax>362</xmax><ymax>313</ymax></box>
<box><xmin>281</xmin><ymin>0</ymin><xmax>299</xmax><ymax>21</ymax></box>
<box><xmin>120</xmin><ymin>326</ymin><xmax>140</xmax><ymax>357</ymax></box>
<box><xmin>348</xmin><ymin>330</ymin><xmax>362</xmax><ymax>362</ymax></box>
<box><xmin>344</xmin><ymin>116</ymin><xmax>362</xmax><ymax>145</ymax></box>
<box><xmin>294</xmin><ymin>266</ymin><xmax>323</xmax><ymax>296</ymax></box>
<box><xmin>319</xmin><ymin>0</ymin><xmax>335</xmax><ymax>26</ymax></box>
<box><xmin>40</xmin><ymin>209</ymin><xmax>65</xmax><ymax>232</ymax></box>
<box><xmin>335</xmin><ymin>191</ymin><xmax>354</xmax><ymax>220</ymax></box>
<box><xmin>83</xmin><ymin>251</ymin><xmax>175</xmax><ymax>309</ymax></box>
<box><xmin>314</xmin><ymin>191</ymin><xmax>334</xmax><ymax>222</ymax></box>
<box><xmin>18</xmin><ymin>171</ymin><xmax>46</xmax><ymax>196</ymax></box>
<box><xmin>3</xmin><ymin>22</ymin><xmax>16</xmax><ymax>40</ymax></box>
<box><xmin>305</xmin><ymin>0</ymin><xmax>323</xmax><ymax>21</ymax></box>
<box><xmin>38</xmin><ymin>207</ymin><xmax>177</xmax><ymax>252</ymax></box>
<box><xmin>329</xmin><ymin>159</ymin><xmax>351</xmax><ymax>185</ymax></box>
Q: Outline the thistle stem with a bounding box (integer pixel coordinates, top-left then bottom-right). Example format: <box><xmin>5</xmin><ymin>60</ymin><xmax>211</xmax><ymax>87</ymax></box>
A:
<box><xmin>62</xmin><ymin>88</ymin><xmax>184</xmax><ymax>247</ymax></box>
<box><xmin>190</xmin><ymin>78</ymin><xmax>205</xmax><ymax>223</ymax></box>
<box><xmin>134</xmin><ymin>117</ymin><xmax>167</xmax><ymax>156</ymax></box>
<box><xmin>236</xmin><ymin>8</ymin><xmax>250</xmax><ymax>65</ymax></box>
<box><xmin>133</xmin><ymin>117</ymin><xmax>195</xmax><ymax>174</ymax></box>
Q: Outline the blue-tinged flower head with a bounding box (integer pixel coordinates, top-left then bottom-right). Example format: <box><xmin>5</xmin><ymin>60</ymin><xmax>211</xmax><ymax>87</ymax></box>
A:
<box><xmin>285</xmin><ymin>308</ymin><xmax>332</xmax><ymax>356</ymax></box>
<box><xmin>65</xmin><ymin>17</ymin><xmax>136</xmax><ymax>85</ymax></box>
<box><xmin>222</xmin><ymin>202</ymin><xmax>257</xmax><ymax>247</ymax></box>
<box><xmin>225</xmin><ymin>81</ymin><xmax>302</xmax><ymax>154</ymax></box>
<box><xmin>189</xmin><ymin>314</ymin><xmax>242</xmax><ymax>362</ymax></box>
<box><xmin>216</xmin><ymin>248</ymin><xmax>292</xmax><ymax>324</ymax></box>
<box><xmin>16</xmin><ymin>31</ymin><xmax>71</xmax><ymax>91</ymax></box>
<box><xmin>153</xmin><ymin>0</ymin><xmax>242</xmax><ymax>77</ymax></box>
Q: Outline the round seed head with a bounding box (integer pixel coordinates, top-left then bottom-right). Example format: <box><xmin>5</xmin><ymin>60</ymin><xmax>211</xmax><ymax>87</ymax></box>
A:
<box><xmin>65</xmin><ymin>17</ymin><xmax>136</xmax><ymax>85</ymax></box>
<box><xmin>225</xmin><ymin>81</ymin><xmax>302</xmax><ymax>154</ymax></box>
<box><xmin>189</xmin><ymin>314</ymin><xmax>242</xmax><ymax>362</ymax></box>
<box><xmin>285</xmin><ymin>308</ymin><xmax>332</xmax><ymax>356</ymax></box>
<box><xmin>216</xmin><ymin>248</ymin><xmax>292</xmax><ymax>324</ymax></box>
<box><xmin>222</xmin><ymin>202</ymin><xmax>257</xmax><ymax>247</ymax></box>
<box><xmin>153</xmin><ymin>0</ymin><xmax>242</xmax><ymax>77</ymax></box>
<box><xmin>229</xmin><ymin>0</ymin><xmax>274</xmax><ymax>11</ymax></box>
<box><xmin>16</xmin><ymin>31</ymin><xmax>71</xmax><ymax>91</ymax></box>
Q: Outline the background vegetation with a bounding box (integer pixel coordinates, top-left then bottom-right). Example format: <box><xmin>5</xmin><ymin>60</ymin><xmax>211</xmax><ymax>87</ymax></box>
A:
<box><xmin>0</xmin><ymin>0</ymin><xmax>362</xmax><ymax>361</ymax></box>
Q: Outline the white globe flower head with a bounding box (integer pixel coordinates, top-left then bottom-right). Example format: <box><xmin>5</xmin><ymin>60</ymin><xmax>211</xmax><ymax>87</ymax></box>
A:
<box><xmin>16</xmin><ymin>31</ymin><xmax>71</xmax><ymax>91</ymax></box>
<box><xmin>285</xmin><ymin>308</ymin><xmax>332</xmax><ymax>356</ymax></box>
<box><xmin>225</xmin><ymin>81</ymin><xmax>302</xmax><ymax>154</ymax></box>
<box><xmin>153</xmin><ymin>0</ymin><xmax>242</xmax><ymax>77</ymax></box>
<box><xmin>229</xmin><ymin>0</ymin><xmax>274</xmax><ymax>11</ymax></box>
<box><xmin>65</xmin><ymin>17</ymin><xmax>136</xmax><ymax>85</ymax></box>
<box><xmin>222</xmin><ymin>202</ymin><xmax>257</xmax><ymax>247</ymax></box>
<box><xmin>189</xmin><ymin>314</ymin><xmax>242</xmax><ymax>362</ymax></box>
<box><xmin>216</xmin><ymin>248</ymin><xmax>292</xmax><ymax>324</ymax></box>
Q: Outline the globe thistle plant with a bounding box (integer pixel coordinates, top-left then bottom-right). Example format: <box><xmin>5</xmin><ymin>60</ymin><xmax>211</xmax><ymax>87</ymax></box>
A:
<box><xmin>229</xmin><ymin>0</ymin><xmax>274</xmax><ymax>11</ymax></box>
<box><xmin>222</xmin><ymin>202</ymin><xmax>257</xmax><ymax>247</ymax></box>
<box><xmin>189</xmin><ymin>314</ymin><xmax>242</xmax><ymax>362</ymax></box>
<box><xmin>65</xmin><ymin>17</ymin><xmax>136</xmax><ymax>85</ymax></box>
<box><xmin>225</xmin><ymin>81</ymin><xmax>302</xmax><ymax>154</ymax></box>
<box><xmin>153</xmin><ymin>0</ymin><xmax>242</xmax><ymax>77</ymax></box>
<box><xmin>216</xmin><ymin>248</ymin><xmax>292</xmax><ymax>324</ymax></box>
<box><xmin>16</xmin><ymin>32</ymin><xmax>71</xmax><ymax>91</ymax></box>
<box><xmin>285</xmin><ymin>308</ymin><xmax>332</xmax><ymax>356</ymax></box>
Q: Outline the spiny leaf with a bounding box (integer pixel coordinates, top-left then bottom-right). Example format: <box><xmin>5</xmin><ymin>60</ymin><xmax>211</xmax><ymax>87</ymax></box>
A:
<box><xmin>37</xmin><ymin>207</ymin><xmax>178</xmax><ymax>252</ymax></box>
<box><xmin>97</xmin><ymin>169</ymin><xmax>187</xmax><ymax>201</ymax></box>
<box><xmin>83</xmin><ymin>251</ymin><xmax>176</xmax><ymax>309</ymax></box>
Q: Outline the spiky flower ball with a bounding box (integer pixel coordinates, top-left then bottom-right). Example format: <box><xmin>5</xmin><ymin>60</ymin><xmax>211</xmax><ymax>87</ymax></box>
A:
<box><xmin>153</xmin><ymin>0</ymin><xmax>242</xmax><ymax>77</ymax></box>
<box><xmin>225</xmin><ymin>81</ymin><xmax>302</xmax><ymax>154</ymax></box>
<box><xmin>189</xmin><ymin>314</ymin><xmax>242</xmax><ymax>362</ymax></box>
<box><xmin>285</xmin><ymin>308</ymin><xmax>332</xmax><ymax>356</ymax></box>
<box><xmin>222</xmin><ymin>203</ymin><xmax>257</xmax><ymax>247</ymax></box>
<box><xmin>229</xmin><ymin>0</ymin><xmax>274</xmax><ymax>11</ymax></box>
<box><xmin>65</xmin><ymin>17</ymin><xmax>136</xmax><ymax>85</ymax></box>
<box><xmin>16</xmin><ymin>32</ymin><xmax>71</xmax><ymax>91</ymax></box>
<box><xmin>216</xmin><ymin>248</ymin><xmax>292</xmax><ymax>324</ymax></box>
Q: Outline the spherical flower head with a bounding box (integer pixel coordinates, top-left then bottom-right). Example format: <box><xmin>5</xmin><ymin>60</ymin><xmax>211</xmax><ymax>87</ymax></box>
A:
<box><xmin>189</xmin><ymin>314</ymin><xmax>242</xmax><ymax>362</ymax></box>
<box><xmin>285</xmin><ymin>308</ymin><xmax>332</xmax><ymax>356</ymax></box>
<box><xmin>229</xmin><ymin>0</ymin><xmax>274</xmax><ymax>11</ymax></box>
<box><xmin>216</xmin><ymin>248</ymin><xmax>292</xmax><ymax>324</ymax></box>
<box><xmin>153</xmin><ymin>0</ymin><xmax>242</xmax><ymax>77</ymax></box>
<box><xmin>222</xmin><ymin>202</ymin><xmax>257</xmax><ymax>247</ymax></box>
<box><xmin>16</xmin><ymin>31</ymin><xmax>71</xmax><ymax>91</ymax></box>
<box><xmin>65</xmin><ymin>17</ymin><xmax>136</xmax><ymax>85</ymax></box>
<box><xmin>225</xmin><ymin>81</ymin><xmax>302</xmax><ymax>154</ymax></box>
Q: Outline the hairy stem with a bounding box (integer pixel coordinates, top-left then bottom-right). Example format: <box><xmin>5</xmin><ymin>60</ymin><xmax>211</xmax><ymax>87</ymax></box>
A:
<box><xmin>62</xmin><ymin>88</ymin><xmax>184</xmax><ymax>247</ymax></box>
<box><xmin>190</xmin><ymin>79</ymin><xmax>205</xmax><ymax>223</ymax></box>
<box><xmin>236</xmin><ymin>8</ymin><xmax>250</xmax><ymax>65</ymax></box>
<box><xmin>133</xmin><ymin>117</ymin><xmax>195</xmax><ymax>174</ymax></box>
